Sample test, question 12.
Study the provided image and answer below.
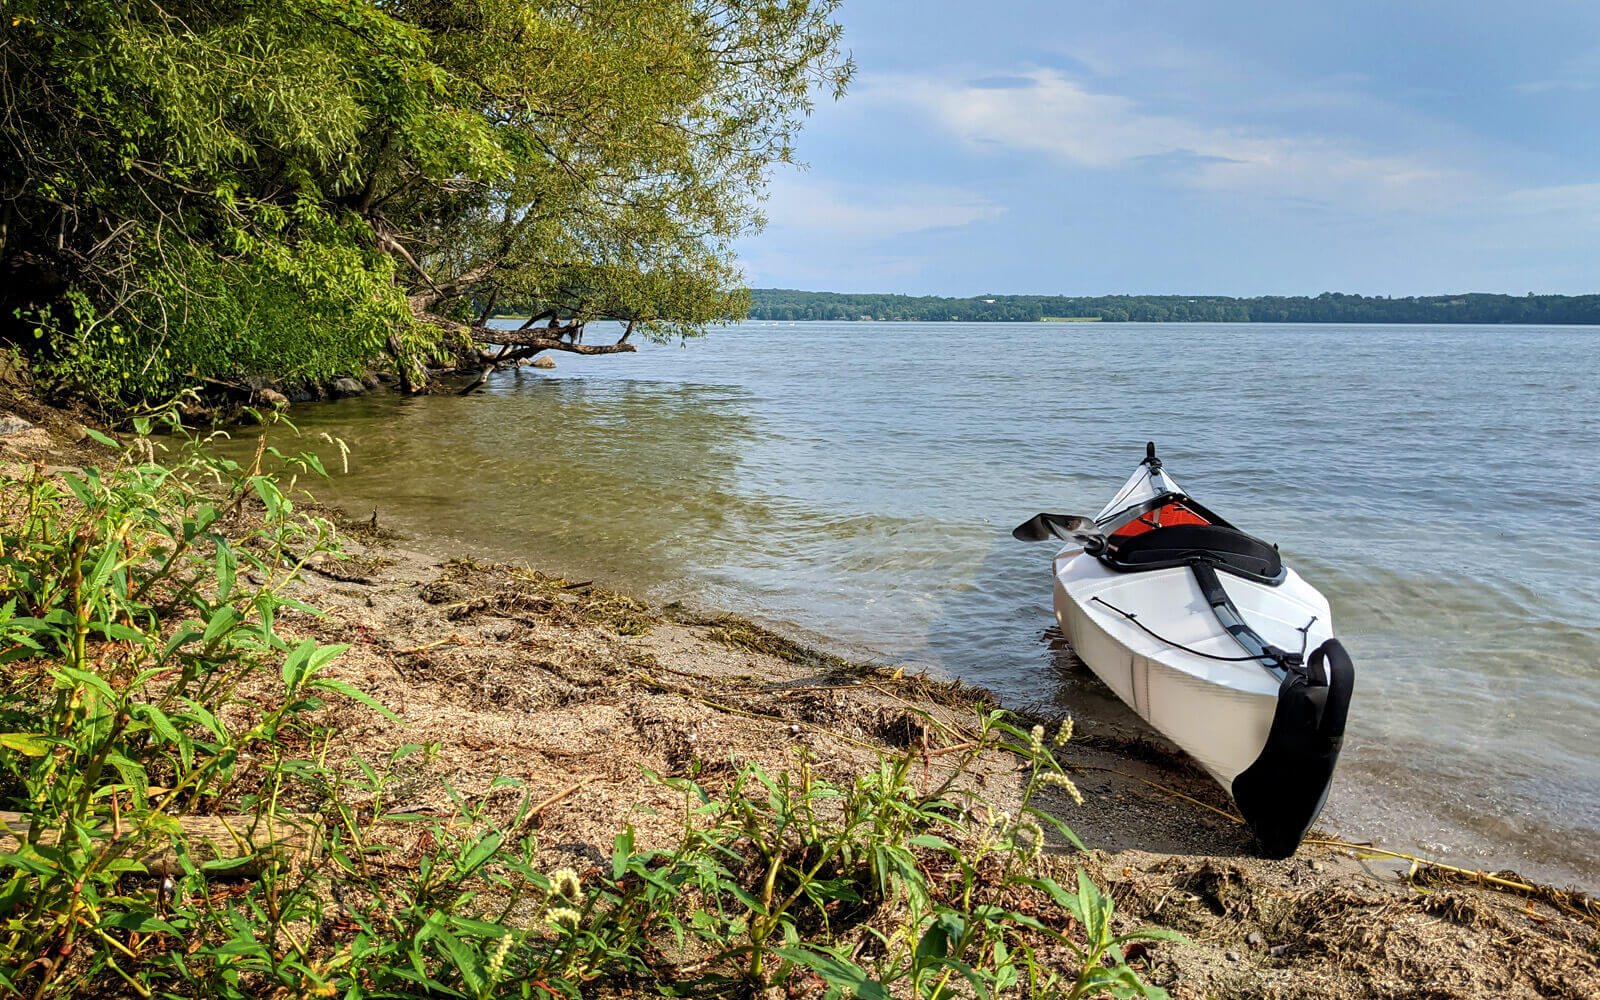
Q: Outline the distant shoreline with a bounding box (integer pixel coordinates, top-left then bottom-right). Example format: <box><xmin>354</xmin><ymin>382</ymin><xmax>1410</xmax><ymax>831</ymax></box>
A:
<box><xmin>743</xmin><ymin>288</ymin><xmax>1600</xmax><ymax>325</ymax></box>
<box><xmin>486</xmin><ymin>312</ymin><xmax>1600</xmax><ymax>328</ymax></box>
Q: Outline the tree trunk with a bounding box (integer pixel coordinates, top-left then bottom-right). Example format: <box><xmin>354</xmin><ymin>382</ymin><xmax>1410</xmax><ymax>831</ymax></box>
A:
<box><xmin>385</xmin><ymin>331</ymin><xmax>420</xmax><ymax>394</ymax></box>
<box><xmin>469</xmin><ymin>322</ymin><xmax>636</xmax><ymax>356</ymax></box>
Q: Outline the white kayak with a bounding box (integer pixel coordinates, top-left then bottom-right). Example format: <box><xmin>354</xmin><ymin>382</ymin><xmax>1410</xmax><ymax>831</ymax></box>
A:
<box><xmin>1015</xmin><ymin>444</ymin><xmax>1354</xmax><ymax>857</ymax></box>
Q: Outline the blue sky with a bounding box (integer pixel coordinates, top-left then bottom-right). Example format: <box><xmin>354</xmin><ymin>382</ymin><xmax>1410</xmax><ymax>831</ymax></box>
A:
<box><xmin>735</xmin><ymin>0</ymin><xmax>1600</xmax><ymax>296</ymax></box>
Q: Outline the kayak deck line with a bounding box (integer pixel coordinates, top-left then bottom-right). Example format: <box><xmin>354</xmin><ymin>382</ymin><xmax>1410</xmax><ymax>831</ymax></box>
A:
<box><xmin>1088</xmin><ymin>592</ymin><xmax>1319</xmax><ymax>668</ymax></box>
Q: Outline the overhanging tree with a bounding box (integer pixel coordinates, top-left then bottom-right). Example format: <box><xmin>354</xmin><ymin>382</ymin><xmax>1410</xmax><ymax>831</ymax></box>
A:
<box><xmin>0</xmin><ymin>0</ymin><xmax>850</xmax><ymax>406</ymax></box>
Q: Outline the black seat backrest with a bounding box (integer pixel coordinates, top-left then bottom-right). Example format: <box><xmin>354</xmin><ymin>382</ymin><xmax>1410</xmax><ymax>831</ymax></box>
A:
<box><xmin>1106</xmin><ymin>523</ymin><xmax>1283</xmax><ymax>582</ymax></box>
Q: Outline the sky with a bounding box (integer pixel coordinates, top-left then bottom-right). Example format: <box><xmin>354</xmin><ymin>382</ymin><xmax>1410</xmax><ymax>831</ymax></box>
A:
<box><xmin>734</xmin><ymin>0</ymin><xmax>1600</xmax><ymax>297</ymax></box>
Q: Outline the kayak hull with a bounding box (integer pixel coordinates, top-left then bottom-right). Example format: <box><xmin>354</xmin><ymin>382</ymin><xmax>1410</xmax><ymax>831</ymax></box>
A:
<box><xmin>1053</xmin><ymin>571</ymin><xmax>1270</xmax><ymax>786</ymax></box>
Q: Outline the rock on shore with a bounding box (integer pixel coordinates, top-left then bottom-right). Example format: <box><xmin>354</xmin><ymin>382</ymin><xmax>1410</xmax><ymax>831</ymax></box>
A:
<box><xmin>0</xmin><ymin>412</ymin><xmax>51</xmax><ymax>450</ymax></box>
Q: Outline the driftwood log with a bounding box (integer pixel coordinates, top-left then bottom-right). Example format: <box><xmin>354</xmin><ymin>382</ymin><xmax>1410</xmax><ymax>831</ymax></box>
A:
<box><xmin>424</xmin><ymin>311</ymin><xmax>639</xmax><ymax>394</ymax></box>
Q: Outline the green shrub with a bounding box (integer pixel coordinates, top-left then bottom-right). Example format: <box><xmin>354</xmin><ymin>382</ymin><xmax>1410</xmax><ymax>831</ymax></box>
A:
<box><xmin>27</xmin><ymin>208</ymin><xmax>418</xmax><ymax>409</ymax></box>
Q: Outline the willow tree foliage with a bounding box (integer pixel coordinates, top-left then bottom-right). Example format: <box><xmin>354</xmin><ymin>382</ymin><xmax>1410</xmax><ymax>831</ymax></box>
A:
<box><xmin>0</xmin><ymin>0</ymin><xmax>850</xmax><ymax>404</ymax></box>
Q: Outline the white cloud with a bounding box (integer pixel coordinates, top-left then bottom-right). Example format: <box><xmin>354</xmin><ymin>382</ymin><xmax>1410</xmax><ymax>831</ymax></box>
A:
<box><xmin>759</xmin><ymin>175</ymin><xmax>1005</xmax><ymax>240</ymax></box>
<box><xmin>858</xmin><ymin>69</ymin><xmax>1481</xmax><ymax>214</ymax></box>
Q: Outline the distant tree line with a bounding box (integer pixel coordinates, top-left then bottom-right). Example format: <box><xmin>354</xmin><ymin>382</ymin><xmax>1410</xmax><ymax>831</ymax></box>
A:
<box><xmin>746</xmin><ymin>289</ymin><xmax>1600</xmax><ymax>324</ymax></box>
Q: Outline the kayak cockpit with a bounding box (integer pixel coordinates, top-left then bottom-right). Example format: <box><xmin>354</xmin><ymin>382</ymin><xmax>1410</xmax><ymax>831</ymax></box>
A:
<box><xmin>1089</xmin><ymin>454</ymin><xmax>1285</xmax><ymax>586</ymax></box>
<box><xmin>1101</xmin><ymin>523</ymin><xmax>1284</xmax><ymax>583</ymax></box>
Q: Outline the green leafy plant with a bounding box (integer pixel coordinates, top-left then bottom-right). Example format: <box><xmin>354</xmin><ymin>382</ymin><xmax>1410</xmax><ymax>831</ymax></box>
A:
<box><xmin>0</xmin><ymin>424</ymin><xmax>1179</xmax><ymax>999</ymax></box>
<box><xmin>0</xmin><ymin>416</ymin><xmax>351</xmax><ymax>995</ymax></box>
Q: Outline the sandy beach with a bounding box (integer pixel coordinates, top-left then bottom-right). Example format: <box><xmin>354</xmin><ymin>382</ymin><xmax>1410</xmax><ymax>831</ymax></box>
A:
<box><xmin>255</xmin><ymin>513</ymin><xmax>1598</xmax><ymax>1000</ymax></box>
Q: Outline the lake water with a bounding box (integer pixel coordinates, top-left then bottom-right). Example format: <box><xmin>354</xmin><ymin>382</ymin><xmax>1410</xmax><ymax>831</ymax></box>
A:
<box><xmin>240</xmin><ymin>321</ymin><xmax>1600</xmax><ymax>889</ymax></box>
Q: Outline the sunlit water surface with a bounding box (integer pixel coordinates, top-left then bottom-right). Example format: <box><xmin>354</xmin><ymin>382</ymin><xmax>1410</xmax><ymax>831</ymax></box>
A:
<box><xmin>223</xmin><ymin>321</ymin><xmax>1600</xmax><ymax>889</ymax></box>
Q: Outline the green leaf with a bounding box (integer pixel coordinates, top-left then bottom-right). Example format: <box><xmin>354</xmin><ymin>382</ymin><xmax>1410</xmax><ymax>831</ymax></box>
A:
<box><xmin>309</xmin><ymin>677</ymin><xmax>400</xmax><ymax>721</ymax></box>
<box><xmin>140</xmin><ymin>705</ymin><xmax>183</xmax><ymax>746</ymax></box>
<box><xmin>281</xmin><ymin>638</ymin><xmax>315</xmax><ymax>692</ymax></box>
<box><xmin>1032</xmin><ymin>806</ymin><xmax>1088</xmax><ymax>852</ymax></box>
<box><xmin>160</xmin><ymin>628</ymin><xmax>202</xmax><ymax>663</ymax></box>
<box><xmin>915</xmin><ymin>913</ymin><xmax>955</xmax><ymax>962</ymax></box>
<box><xmin>216</xmin><ymin>541</ymin><xmax>236</xmax><ymax>603</ymax></box>
<box><xmin>0</xmin><ymin>733</ymin><xmax>53</xmax><ymax>757</ymax></box>
<box><xmin>1114</xmin><ymin>926</ymin><xmax>1190</xmax><ymax>946</ymax></box>
<box><xmin>457</xmin><ymin>831</ymin><xmax>502</xmax><ymax>875</ymax></box>
<box><xmin>612</xmin><ymin>824</ymin><xmax>635</xmax><ymax>881</ymax></box>
<box><xmin>992</xmin><ymin>941</ymin><xmax>1016</xmax><ymax>991</ymax></box>
<box><xmin>180</xmin><ymin>697</ymin><xmax>226</xmax><ymax>740</ymax></box>
<box><xmin>722</xmin><ymin>879</ymin><xmax>767</xmax><ymax>915</ymax></box>
<box><xmin>435</xmin><ymin>931</ymin><xmax>484</xmax><ymax>996</ymax></box>
<box><xmin>907</xmin><ymin>833</ymin><xmax>956</xmax><ymax>852</ymax></box>
<box><xmin>1022</xmin><ymin>876</ymin><xmax>1076</xmax><ymax>911</ymax></box>
<box><xmin>85</xmin><ymin>543</ymin><xmax>120</xmax><ymax>596</ymax></box>
<box><xmin>200</xmin><ymin>855</ymin><xmax>261</xmax><ymax>873</ymax></box>
<box><xmin>306</xmin><ymin>642</ymin><xmax>349</xmax><ymax>677</ymax></box>
<box><xmin>202</xmin><ymin>606</ymin><xmax>241</xmax><ymax>645</ymax></box>
<box><xmin>214</xmin><ymin>936</ymin><xmax>270</xmax><ymax>957</ymax></box>
<box><xmin>53</xmin><ymin>666</ymin><xmax>116</xmax><ymax>702</ymax></box>
<box><xmin>102</xmin><ymin>911</ymin><xmax>180</xmax><ymax>935</ymax></box>
<box><xmin>0</xmin><ymin>849</ymin><xmax>56</xmax><ymax>877</ymax></box>
<box><xmin>925</xmin><ymin>956</ymin><xmax>989</xmax><ymax>1000</ymax></box>
<box><xmin>773</xmin><ymin>947</ymin><xmax>887</xmax><ymax>1000</ymax></box>
<box><xmin>99</xmin><ymin>622</ymin><xmax>150</xmax><ymax>645</ymax></box>
<box><xmin>1077</xmin><ymin>868</ymin><xmax>1109</xmax><ymax>945</ymax></box>
<box><xmin>1075</xmin><ymin>964</ymin><xmax>1166</xmax><ymax>999</ymax></box>
<box><xmin>104</xmin><ymin>751</ymin><xmax>149</xmax><ymax>797</ymax></box>
<box><xmin>448</xmin><ymin>916</ymin><xmax>509</xmax><ymax>938</ymax></box>
<box><xmin>83</xmin><ymin>428</ymin><xmax>119</xmax><ymax>449</ymax></box>
<box><xmin>253</xmin><ymin>478</ymin><xmax>284</xmax><ymax>520</ymax></box>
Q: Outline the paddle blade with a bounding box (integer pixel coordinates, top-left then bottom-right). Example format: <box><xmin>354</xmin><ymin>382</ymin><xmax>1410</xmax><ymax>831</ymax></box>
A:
<box><xmin>1012</xmin><ymin>512</ymin><xmax>1097</xmax><ymax>542</ymax></box>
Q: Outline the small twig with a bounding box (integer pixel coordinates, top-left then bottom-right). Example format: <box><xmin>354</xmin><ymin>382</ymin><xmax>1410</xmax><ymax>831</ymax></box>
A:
<box><xmin>864</xmin><ymin>682</ymin><xmax>973</xmax><ymax>744</ymax></box>
<box><xmin>650</xmin><ymin>663</ymin><xmax>759</xmax><ymax>685</ymax></box>
<box><xmin>394</xmin><ymin>633</ymin><xmax>469</xmax><ymax>656</ymax></box>
<box><xmin>1302</xmin><ymin>838</ymin><xmax>1600</xmax><ymax>929</ymax></box>
<box><xmin>530</xmin><ymin>777</ymin><xmax>596</xmax><ymax>817</ymax></box>
<box><xmin>770</xmin><ymin>681</ymin><xmax>866</xmax><ymax>697</ymax></box>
